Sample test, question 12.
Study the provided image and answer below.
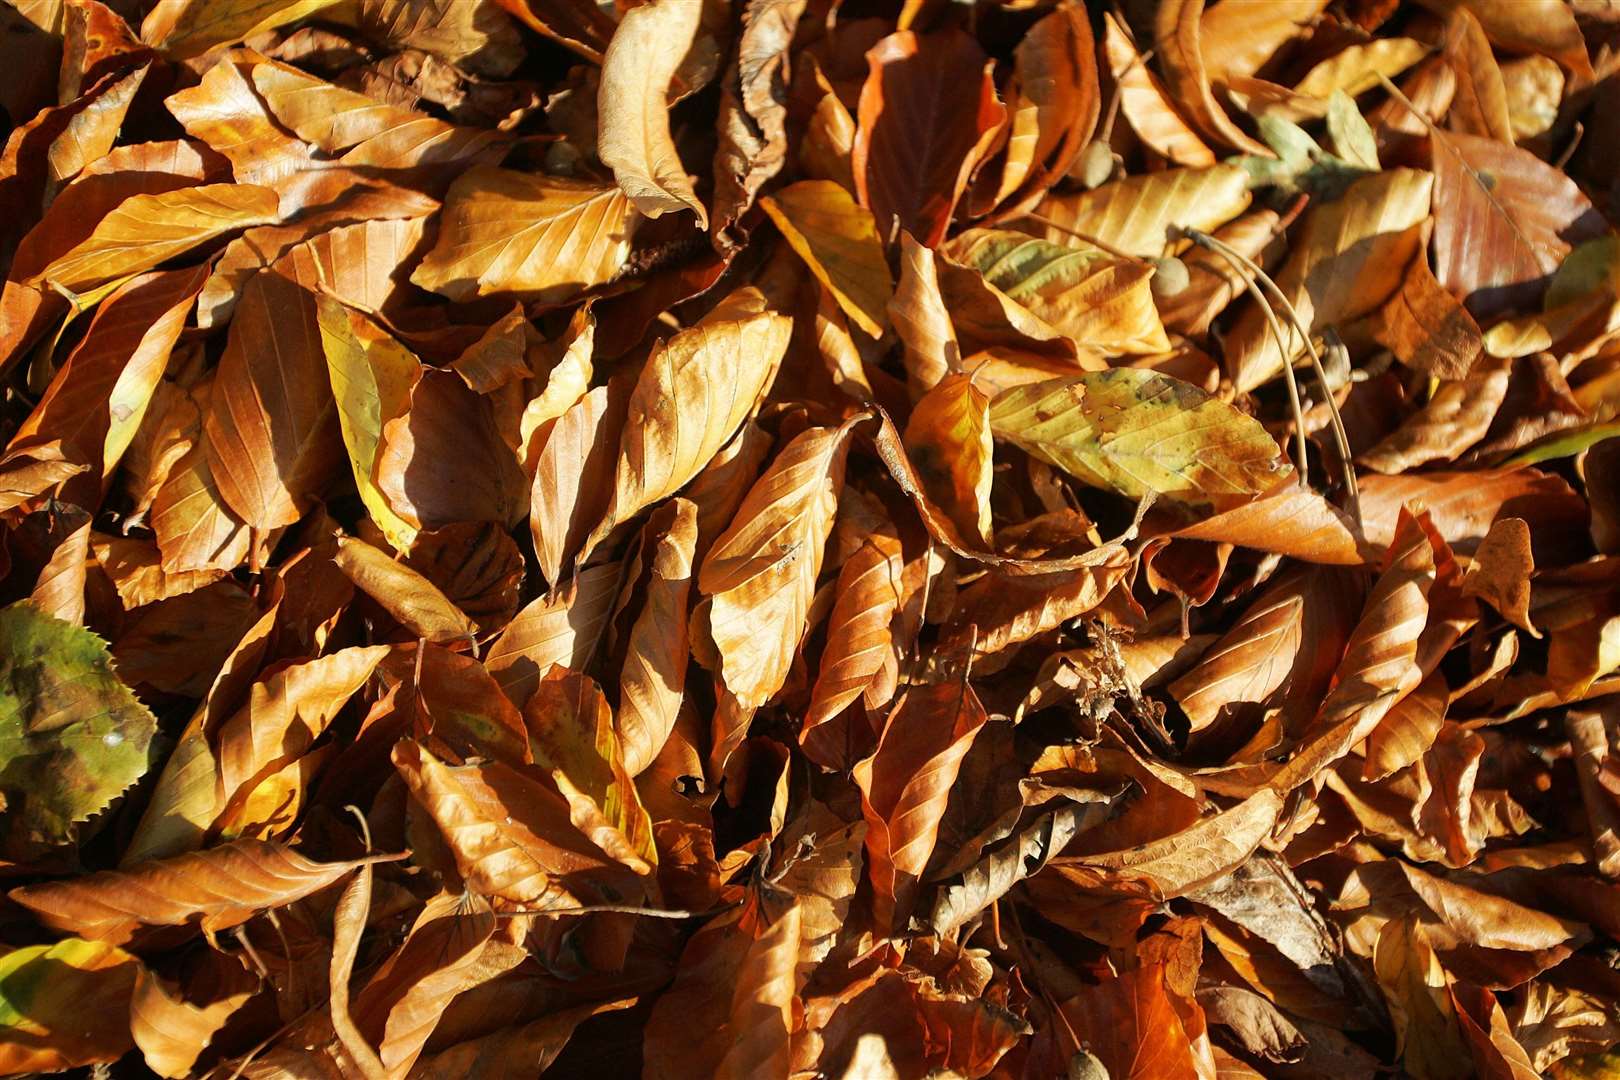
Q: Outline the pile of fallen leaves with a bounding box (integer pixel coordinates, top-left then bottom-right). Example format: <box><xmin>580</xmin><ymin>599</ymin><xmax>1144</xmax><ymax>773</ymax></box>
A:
<box><xmin>6</xmin><ymin>0</ymin><xmax>1620</xmax><ymax>1075</ymax></box>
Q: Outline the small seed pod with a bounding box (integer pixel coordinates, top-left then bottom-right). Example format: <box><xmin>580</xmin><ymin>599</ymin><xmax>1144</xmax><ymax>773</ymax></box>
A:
<box><xmin>1077</xmin><ymin>141</ymin><xmax>1116</xmax><ymax>190</ymax></box>
<box><xmin>1150</xmin><ymin>256</ymin><xmax>1190</xmax><ymax>298</ymax></box>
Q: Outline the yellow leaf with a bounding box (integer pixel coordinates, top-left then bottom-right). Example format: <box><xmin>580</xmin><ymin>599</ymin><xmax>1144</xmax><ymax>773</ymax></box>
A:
<box><xmin>24</xmin><ymin>183</ymin><xmax>281</xmax><ymax>295</ymax></box>
<box><xmin>410</xmin><ymin>166</ymin><xmax>637</xmax><ymax>303</ymax></box>
<box><xmin>317</xmin><ymin>294</ymin><xmax>421</xmax><ymax>551</ymax></box>
<box><xmin>763</xmin><ymin>179</ymin><xmax>893</xmax><ymax>337</ymax></box>
<box><xmin>1032</xmin><ymin>163</ymin><xmax>1251</xmax><ymax>258</ymax></box>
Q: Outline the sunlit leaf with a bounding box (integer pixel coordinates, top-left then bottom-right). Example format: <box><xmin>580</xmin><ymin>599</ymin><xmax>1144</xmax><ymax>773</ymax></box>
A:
<box><xmin>988</xmin><ymin>370</ymin><xmax>1289</xmax><ymax>507</ymax></box>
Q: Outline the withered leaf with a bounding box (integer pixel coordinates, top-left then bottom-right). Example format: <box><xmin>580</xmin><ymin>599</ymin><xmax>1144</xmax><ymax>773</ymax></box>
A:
<box><xmin>9</xmin><ymin>840</ymin><xmax>400</xmax><ymax>943</ymax></box>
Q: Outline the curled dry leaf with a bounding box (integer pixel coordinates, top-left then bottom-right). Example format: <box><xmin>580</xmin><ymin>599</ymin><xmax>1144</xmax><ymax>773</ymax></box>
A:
<box><xmin>854</xmin><ymin>680</ymin><xmax>989</xmax><ymax>931</ymax></box>
<box><xmin>597</xmin><ymin>0</ymin><xmax>709</xmax><ymax>227</ymax></box>
<box><xmin>334</xmin><ymin>535</ymin><xmax>476</xmax><ymax>644</ymax></box>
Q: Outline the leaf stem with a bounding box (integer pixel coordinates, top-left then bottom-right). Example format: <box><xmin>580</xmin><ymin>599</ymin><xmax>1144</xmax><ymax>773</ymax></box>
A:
<box><xmin>1184</xmin><ymin>228</ymin><xmax>1362</xmax><ymax>526</ymax></box>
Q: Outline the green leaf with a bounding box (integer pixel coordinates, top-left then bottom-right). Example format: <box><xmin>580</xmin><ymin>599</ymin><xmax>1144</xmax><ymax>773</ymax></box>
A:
<box><xmin>987</xmin><ymin>370</ymin><xmax>1291</xmax><ymax>507</ymax></box>
<box><xmin>0</xmin><ymin>937</ymin><xmax>139</xmax><ymax>1073</ymax></box>
<box><xmin>0</xmin><ymin>602</ymin><xmax>158</xmax><ymax>859</ymax></box>
<box><xmin>1326</xmin><ymin>90</ymin><xmax>1379</xmax><ymax>171</ymax></box>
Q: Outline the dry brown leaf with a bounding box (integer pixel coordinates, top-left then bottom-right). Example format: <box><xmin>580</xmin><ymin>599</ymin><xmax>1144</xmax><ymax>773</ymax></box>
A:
<box><xmin>203</xmin><ymin>268</ymin><xmax>338</xmax><ymax>533</ymax></box>
<box><xmin>853</xmin><ymin>27</ymin><xmax>1006</xmax><ymax>247</ymax></box>
<box><xmin>903</xmin><ymin>372</ymin><xmax>994</xmax><ymax>545</ymax></box>
<box><xmin>8</xmin><ymin>840</ymin><xmax>397</xmax><ymax>943</ymax></box>
<box><xmin>597</xmin><ymin>0</ymin><xmax>708</xmax><ymax>226</ymax></box>
<box><xmin>699</xmin><ymin>417</ymin><xmax>860</xmax><ymax>708</ymax></box>
<box><xmin>618</xmin><ymin>499</ymin><xmax>698</xmax><ymax>777</ymax></box>
<box><xmin>1104</xmin><ymin>11</ymin><xmax>1215</xmax><ymax>168</ymax></box>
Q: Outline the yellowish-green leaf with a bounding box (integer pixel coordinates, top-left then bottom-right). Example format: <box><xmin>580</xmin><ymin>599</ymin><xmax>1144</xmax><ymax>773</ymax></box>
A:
<box><xmin>988</xmin><ymin>370</ymin><xmax>1290</xmax><ymax>507</ymax></box>
<box><xmin>317</xmin><ymin>295</ymin><xmax>421</xmax><ymax>551</ymax></box>
<box><xmin>0</xmin><ymin>937</ymin><xmax>139</xmax><ymax>1074</ymax></box>
<box><xmin>0</xmin><ymin>601</ymin><xmax>158</xmax><ymax>860</ymax></box>
<box><xmin>943</xmin><ymin>228</ymin><xmax>1170</xmax><ymax>354</ymax></box>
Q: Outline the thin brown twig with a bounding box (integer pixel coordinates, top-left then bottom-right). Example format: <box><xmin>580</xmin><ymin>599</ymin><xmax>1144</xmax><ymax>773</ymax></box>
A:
<box><xmin>1017</xmin><ymin>211</ymin><xmax>1145</xmax><ymax>264</ymax></box>
<box><xmin>1184</xmin><ymin>228</ymin><xmax>1362</xmax><ymax>524</ymax></box>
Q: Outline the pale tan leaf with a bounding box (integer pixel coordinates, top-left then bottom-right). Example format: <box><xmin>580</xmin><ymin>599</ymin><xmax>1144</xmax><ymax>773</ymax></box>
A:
<box><xmin>602</xmin><ymin>308</ymin><xmax>791</xmax><ymax>536</ymax></box>
<box><xmin>619</xmin><ymin>500</ymin><xmax>698</xmax><ymax>778</ymax></box>
<box><xmin>888</xmin><ymin>230</ymin><xmax>960</xmax><ymax>393</ymax></box>
<box><xmin>596</xmin><ymin>0</ymin><xmax>708</xmax><ymax>225</ymax></box>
